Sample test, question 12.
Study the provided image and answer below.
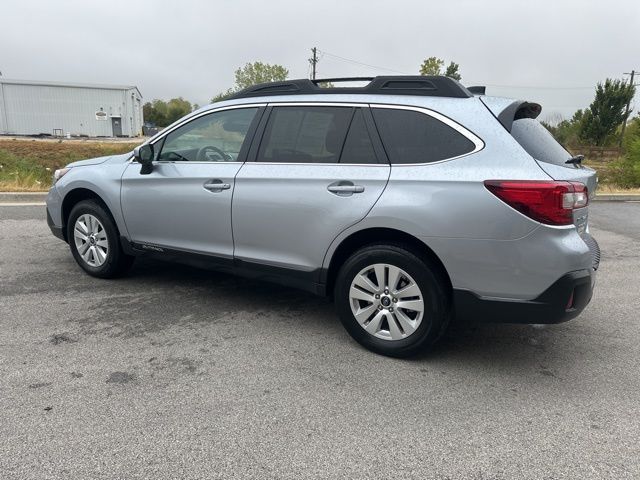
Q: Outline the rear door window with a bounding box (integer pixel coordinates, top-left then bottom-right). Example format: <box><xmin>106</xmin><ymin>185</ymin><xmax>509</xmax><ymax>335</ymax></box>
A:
<box><xmin>339</xmin><ymin>109</ymin><xmax>378</xmax><ymax>164</ymax></box>
<box><xmin>257</xmin><ymin>106</ymin><xmax>352</xmax><ymax>163</ymax></box>
<box><xmin>511</xmin><ymin>118</ymin><xmax>573</xmax><ymax>167</ymax></box>
<box><xmin>372</xmin><ymin>108</ymin><xmax>476</xmax><ymax>164</ymax></box>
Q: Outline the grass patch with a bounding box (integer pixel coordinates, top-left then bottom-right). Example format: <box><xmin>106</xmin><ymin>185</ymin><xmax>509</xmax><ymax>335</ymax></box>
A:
<box><xmin>0</xmin><ymin>139</ymin><xmax>139</xmax><ymax>191</ymax></box>
<box><xmin>1</xmin><ymin>138</ymin><xmax>639</xmax><ymax>193</ymax></box>
<box><xmin>596</xmin><ymin>184</ymin><xmax>640</xmax><ymax>195</ymax></box>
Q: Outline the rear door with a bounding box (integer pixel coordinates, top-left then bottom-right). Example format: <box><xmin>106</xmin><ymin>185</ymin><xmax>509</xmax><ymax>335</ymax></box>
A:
<box><xmin>232</xmin><ymin>103</ymin><xmax>390</xmax><ymax>273</ymax></box>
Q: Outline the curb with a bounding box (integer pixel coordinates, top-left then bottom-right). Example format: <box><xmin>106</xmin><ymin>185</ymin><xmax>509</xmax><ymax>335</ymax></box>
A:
<box><xmin>0</xmin><ymin>192</ymin><xmax>48</xmax><ymax>203</ymax></box>
<box><xmin>593</xmin><ymin>194</ymin><xmax>640</xmax><ymax>202</ymax></box>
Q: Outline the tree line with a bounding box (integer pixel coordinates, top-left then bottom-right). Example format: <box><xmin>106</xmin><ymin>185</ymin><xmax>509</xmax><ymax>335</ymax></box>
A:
<box><xmin>543</xmin><ymin>79</ymin><xmax>636</xmax><ymax>147</ymax></box>
<box><xmin>142</xmin><ymin>58</ymin><xmax>637</xmax><ymax>153</ymax></box>
<box><xmin>142</xmin><ymin>58</ymin><xmax>462</xmax><ymax>127</ymax></box>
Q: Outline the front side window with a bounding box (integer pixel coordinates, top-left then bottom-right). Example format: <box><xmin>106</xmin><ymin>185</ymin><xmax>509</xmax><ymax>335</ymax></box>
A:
<box><xmin>372</xmin><ymin>108</ymin><xmax>476</xmax><ymax>164</ymax></box>
<box><xmin>157</xmin><ymin>107</ymin><xmax>258</xmax><ymax>162</ymax></box>
<box><xmin>257</xmin><ymin>106</ymin><xmax>353</xmax><ymax>163</ymax></box>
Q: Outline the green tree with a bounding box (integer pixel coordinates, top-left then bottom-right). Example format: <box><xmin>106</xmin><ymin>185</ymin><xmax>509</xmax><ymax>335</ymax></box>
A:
<box><xmin>165</xmin><ymin>97</ymin><xmax>193</xmax><ymax>125</ymax></box>
<box><xmin>142</xmin><ymin>98</ymin><xmax>193</xmax><ymax>127</ymax></box>
<box><xmin>234</xmin><ymin>62</ymin><xmax>289</xmax><ymax>89</ymax></box>
<box><xmin>212</xmin><ymin>62</ymin><xmax>289</xmax><ymax>103</ymax></box>
<box><xmin>419</xmin><ymin>57</ymin><xmax>462</xmax><ymax>81</ymax></box>
<box><xmin>579</xmin><ymin>79</ymin><xmax>636</xmax><ymax>146</ymax></box>
<box><xmin>444</xmin><ymin>62</ymin><xmax>461</xmax><ymax>81</ymax></box>
<box><xmin>211</xmin><ymin>88</ymin><xmax>235</xmax><ymax>103</ymax></box>
<box><xmin>143</xmin><ymin>100</ymin><xmax>168</xmax><ymax>126</ymax></box>
<box><xmin>419</xmin><ymin>57</ymin><xmax>444</xmax><ymax>76</ymax></box>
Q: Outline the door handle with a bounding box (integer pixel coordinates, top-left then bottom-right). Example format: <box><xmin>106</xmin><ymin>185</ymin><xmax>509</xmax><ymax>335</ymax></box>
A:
<box><xmin>327</xmin><ymin>183</ymin><xmax>365</xmax><ymax>196</ymax></box>
<box><xmin>203</xmin><ymin>180</ymin><xmax>231</xmax><ymax>192</ymax></box>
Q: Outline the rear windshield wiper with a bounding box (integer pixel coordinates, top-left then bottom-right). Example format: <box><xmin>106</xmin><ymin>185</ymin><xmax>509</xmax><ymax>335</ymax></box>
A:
<box><xmin>565</xmin><ymin>154</ymin><xmax>584</xmax><ymax>165</ymax></box>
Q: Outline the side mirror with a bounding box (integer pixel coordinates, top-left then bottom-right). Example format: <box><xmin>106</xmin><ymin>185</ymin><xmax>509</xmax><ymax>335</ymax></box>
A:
<box><xmin>133</xmin><ymin>144</ymin><xmax>154</xmax><ymax>175</ymax></box>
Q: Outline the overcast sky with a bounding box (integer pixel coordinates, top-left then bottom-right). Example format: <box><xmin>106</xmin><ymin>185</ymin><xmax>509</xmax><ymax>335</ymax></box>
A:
<box><xmin>1</xmin><ymin>0</ymin><xmax>638</xmax><ymax>121</ymax></box>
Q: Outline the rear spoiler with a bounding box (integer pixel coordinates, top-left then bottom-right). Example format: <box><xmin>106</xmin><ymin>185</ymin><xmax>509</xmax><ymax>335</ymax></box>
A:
<box><xmin>467</xmin><ymin>86</ymin><xmax>486</xmax><ymax>95</ymax></box>
<box><xmin>480</xmin><ymin>97</ymin><xmax>542</xmax><ymax>132</ymax></box>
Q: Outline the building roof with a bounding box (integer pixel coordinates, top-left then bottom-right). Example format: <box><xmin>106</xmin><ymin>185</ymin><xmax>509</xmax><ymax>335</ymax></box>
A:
<box><xmin>0</xmin><ymin>78</ymin><xmax>142</xmax><ymax>98</ymax></box>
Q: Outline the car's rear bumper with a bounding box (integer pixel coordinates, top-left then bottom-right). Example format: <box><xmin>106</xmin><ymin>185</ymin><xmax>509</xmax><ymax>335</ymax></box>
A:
<box><xmin>453</xmin><ymin>268</ymin><xmax>595</xmax><ymax>324</ymax></box>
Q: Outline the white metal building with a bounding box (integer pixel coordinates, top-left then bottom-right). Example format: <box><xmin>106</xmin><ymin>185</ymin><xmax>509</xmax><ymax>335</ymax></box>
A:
<box><xmin>0</xmin><ymin>79</ymin><xmax>143</xmax><ymax>137</ymax></box>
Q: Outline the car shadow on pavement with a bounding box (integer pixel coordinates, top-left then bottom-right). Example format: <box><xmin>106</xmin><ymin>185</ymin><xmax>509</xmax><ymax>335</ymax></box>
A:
<box><xmin>114</xmin><ymin>257</ymin><xmax>576</xmax><ymax>372</ymax></box>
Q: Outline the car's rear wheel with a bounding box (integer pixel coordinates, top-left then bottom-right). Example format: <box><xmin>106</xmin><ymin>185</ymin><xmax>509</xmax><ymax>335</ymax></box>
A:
<box><xmin>334</xmin><ymin>244</ymin><xmax>450</xmax><ymax>357</ymax></box>
<box><xmin>67</xmin><ymin>200</ymin><xmax>134</xmax><ymax>278</ymax></box>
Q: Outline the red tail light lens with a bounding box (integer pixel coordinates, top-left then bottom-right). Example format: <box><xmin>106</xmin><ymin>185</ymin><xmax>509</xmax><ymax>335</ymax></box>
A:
<box><xmin>484</xmin><ymin>180</ymin><xmax>589</xmax><ymax>226</ymax></box>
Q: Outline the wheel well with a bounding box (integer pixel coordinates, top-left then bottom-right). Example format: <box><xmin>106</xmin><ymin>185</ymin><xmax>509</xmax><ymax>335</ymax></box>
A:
<box><xmin>60</xmin><ymin>188</ymin><xmax>109</xmax><ymax>241</ymax></box>
<box><xmin>324</xmin><ymin>228</ymin><xmax>453</xmax><ymax>296</ymax></box>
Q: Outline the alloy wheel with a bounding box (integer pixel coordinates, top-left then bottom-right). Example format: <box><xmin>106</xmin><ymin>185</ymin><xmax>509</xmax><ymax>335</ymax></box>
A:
<box><xmin>349</xmin><ymin>263</ymin><xmax>425</xmax><ymax>341</ymax></box>
<box><xmin>73</xmin><ymin>214</ymin><xmax>109</xmax><ymax>267</ymax></box>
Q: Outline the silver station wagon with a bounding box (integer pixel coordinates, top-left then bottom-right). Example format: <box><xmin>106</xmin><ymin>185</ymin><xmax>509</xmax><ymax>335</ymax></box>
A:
<box><xmin>46</xmin><ymin>76</ymin><xmax>599</xmax><ymax>357</ymax></box>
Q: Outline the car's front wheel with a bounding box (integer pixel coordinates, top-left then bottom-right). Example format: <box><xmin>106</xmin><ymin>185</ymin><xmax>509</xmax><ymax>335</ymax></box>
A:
<box><xmin>334</xmin><ymin>244</ymin><xmax>451</xmax><ymax>357</ymax></box>
<box><xmin>67</xmin><ymin>200</ymin><xmax>134</xmax><ymax>278</ymax></box>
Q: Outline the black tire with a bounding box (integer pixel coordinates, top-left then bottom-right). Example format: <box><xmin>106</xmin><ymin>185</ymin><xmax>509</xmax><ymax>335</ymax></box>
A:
<box><xmin>334</xmin><ymin>244</ymin><xmax>451</xmax><ymax>358</ymax></box>
<box><xmin>66</xmin><ymin>200</ymin><xmax>134</xmax><ymax>278</ymax></box>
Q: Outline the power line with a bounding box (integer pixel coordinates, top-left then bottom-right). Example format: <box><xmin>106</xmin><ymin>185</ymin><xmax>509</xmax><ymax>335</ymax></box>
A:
<box><xmin>313</xmin><ymin>49</ymin><xmax>623</xmax><ymax>92</ymax></box>
<box><xmin>318</xmin><ymin>50</ymin><xmax>411</xmax><ymax>75</ymax></box>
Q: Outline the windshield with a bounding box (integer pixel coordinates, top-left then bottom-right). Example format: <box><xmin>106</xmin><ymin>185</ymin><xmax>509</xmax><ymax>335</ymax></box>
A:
<box><xmin>511</xmin><ymin>118</ymin><xmax>572</xmax><ymax>167</ymax></box>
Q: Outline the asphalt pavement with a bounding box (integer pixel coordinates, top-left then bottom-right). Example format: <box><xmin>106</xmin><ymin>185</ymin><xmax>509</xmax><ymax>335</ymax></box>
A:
<box><xmin>0</xmin><ymin>202</ymin><xmax>639</xmax><ymax>479</ymax></box>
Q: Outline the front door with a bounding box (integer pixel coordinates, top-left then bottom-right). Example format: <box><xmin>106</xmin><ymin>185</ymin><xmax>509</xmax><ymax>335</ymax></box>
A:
<box><xmin>121</xmin><ymin>106</ymin><xmax>261</xmax><ymax>257</ymax></box>
<box><xmin>111</xmin><ymin>117</ymin><xmax>122</xmax><ymax>137</ymax></box>
<box><xmin>232</xmin><ymin>105</ymin><xmax>390</xmax><ymax>272</ymax></box>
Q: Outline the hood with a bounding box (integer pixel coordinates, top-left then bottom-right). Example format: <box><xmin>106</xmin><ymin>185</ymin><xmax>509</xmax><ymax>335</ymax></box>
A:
<box><xmin>66</xmin><ymin>151</ymin><xmax>133</xmax><ymax>168</ymax></box>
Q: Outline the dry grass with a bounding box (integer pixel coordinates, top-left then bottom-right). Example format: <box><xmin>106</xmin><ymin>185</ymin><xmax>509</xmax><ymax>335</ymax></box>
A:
<box><xmin>1</xmin><ymin>137</ymin><xmax>638</xmax><ymax>193</ymax></box>
<box><xmin>0</xmin><ymin>138</ymin><xmax>140</xmax><ymax>191</ymax></box>
<box><xmin>594</xmin><ymin>184</ymin><xmax>640</xmax><ymax>195</ymax></box>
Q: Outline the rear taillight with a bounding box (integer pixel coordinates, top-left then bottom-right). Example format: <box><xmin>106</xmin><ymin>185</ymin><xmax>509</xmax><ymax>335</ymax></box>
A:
<box><xmin>484</xmin><ymin>180</ymin><xmax>589</xmax><ymax>226</ymax></box>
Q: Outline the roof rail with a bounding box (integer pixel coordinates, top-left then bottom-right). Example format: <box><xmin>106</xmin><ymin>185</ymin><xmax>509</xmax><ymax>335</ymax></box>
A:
<box><xmin>227</xmin><ymin>76</ymin><xmax>473</xmax><ymax>100</ymax></box>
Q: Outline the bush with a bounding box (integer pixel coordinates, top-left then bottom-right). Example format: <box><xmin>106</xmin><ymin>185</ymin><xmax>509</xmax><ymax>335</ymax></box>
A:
<box><xmin>623</xmin><ymin>116</ymin><xmax>640</xmax><ymax>152</ymax></box>
<box><xmin>607</xmin><ymin>137</ymin><xmax>640</xmax><ymax>188</ymax></box>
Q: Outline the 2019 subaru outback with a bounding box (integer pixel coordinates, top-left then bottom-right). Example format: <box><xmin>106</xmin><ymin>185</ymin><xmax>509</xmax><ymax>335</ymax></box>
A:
<box><xmin>46</xmin><ymin>76</ymin><xmax>599</xmax><ymax>357</ymax></box>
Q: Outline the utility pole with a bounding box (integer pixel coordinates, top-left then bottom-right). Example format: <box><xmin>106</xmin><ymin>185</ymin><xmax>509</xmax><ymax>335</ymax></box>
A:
<box><xmin>309</xmin><ymin>47</ymin><xmax>318</xmax><ymax>80</ymax></box>
<box><xmin>619</xmin><ymin>70</ymin><xmax>636</xmax><ymax>148</ymax></box>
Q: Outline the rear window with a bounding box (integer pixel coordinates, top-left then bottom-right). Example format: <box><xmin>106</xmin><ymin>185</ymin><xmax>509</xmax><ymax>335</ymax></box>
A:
<box><xmin>511</xmin><ymin>118</ymin><xmax>572</xmax><ymax>167</ymax></box>
<box><xmin>372</xmin><ymin>108</ymin><xmax>476</xmax><ymax>164</ymax></box>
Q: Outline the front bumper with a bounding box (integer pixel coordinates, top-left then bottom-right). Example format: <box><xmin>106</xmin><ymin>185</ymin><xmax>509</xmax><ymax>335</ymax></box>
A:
<box><xmin>46</xmin><ymin>208</ymin><xmax>66</xmax><ymax>242</ymax></box>
<box><xmin>454</xmin><ymin>268</ymin><xmax>595</xmax><ymax>324</ymax></box>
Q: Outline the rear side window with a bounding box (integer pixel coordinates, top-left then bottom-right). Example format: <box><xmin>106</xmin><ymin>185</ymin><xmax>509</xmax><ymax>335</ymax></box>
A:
<box><xmin>257</xmin><ymin>106</ymin><xmax>352</xmax><ymax>163</ymax></box>
<box><xmin>511</xmin><ymin>118</ymin><xmax>572</xmax><ymax>167</ymax></box>
<box><xmin>372</xmin><ymin>108</ymin><xmax>476</xmax><ymax>164</ymax></box>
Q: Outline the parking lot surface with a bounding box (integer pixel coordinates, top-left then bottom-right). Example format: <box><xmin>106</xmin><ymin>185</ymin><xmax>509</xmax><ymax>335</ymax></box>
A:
<box><xmin>1</xmin><ymin>202</ymin><xmax>639</xmax><ymax>479</ymax></box>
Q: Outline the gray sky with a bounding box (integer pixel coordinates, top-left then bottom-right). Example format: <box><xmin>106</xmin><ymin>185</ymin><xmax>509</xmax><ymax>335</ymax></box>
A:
<box><xmin>1</xmin><ymin>0</ymin><xmax>638</xmax><ymax>121</ymax></box>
